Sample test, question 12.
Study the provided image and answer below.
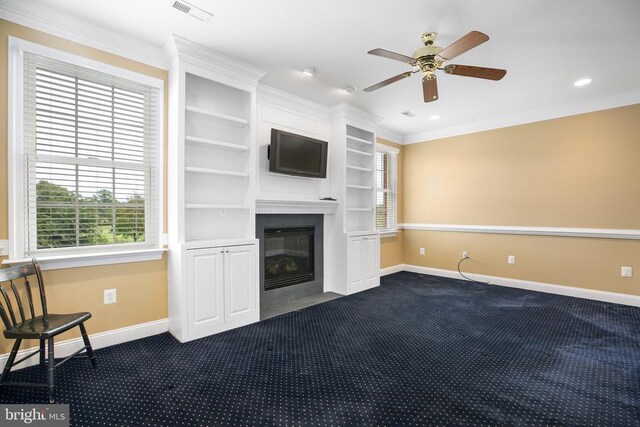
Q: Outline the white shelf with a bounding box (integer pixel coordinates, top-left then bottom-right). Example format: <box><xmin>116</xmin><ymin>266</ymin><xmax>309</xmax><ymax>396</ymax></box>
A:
<box><xmin>347</xmin><ymin>135</ymin><xmax>373</xmax><ymax>145</ymax></box>
<box><xmin>347</xmin><ymin>165</ymin><xmax>373</xmax><ymax>173</ymax></box>
<box><xmin>185</xmin><ymin>135</ymin><xmax>248</xmax><ymax>152</ymax></box>
<box><xmin>347</xmin><ymin>184</ymin><xmax>373</xmax><ymax>190</ymax></box>
<box><xmin>185</xmin><ymin>105</ymin><xmax>249</xmax><ymax>128</ymax></box>
<box><xmin>185</xmin><ymin>166</ymin><xmax>248</xmax><ymax>177</ymax></box>
<box><xmin>346</xmin><ymin>207</ymin><xmax>373</xmax><ymax>212</ymax></box>
<box><xmin>346</xmin><ymin>148</ymin><xmax>373</xmax><ymax>157</ymax></box>
<box><xmin>185</xmin><ymin>203</ymin><xmax>249</xmax><ymax>210</ymax></box>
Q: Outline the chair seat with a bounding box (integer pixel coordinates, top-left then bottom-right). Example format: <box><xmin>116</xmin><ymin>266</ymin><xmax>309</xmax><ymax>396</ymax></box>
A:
<box><xmin>3</xmin><ymin>312</ymin><xmax>92</xmax><ymax>339</ymax></box>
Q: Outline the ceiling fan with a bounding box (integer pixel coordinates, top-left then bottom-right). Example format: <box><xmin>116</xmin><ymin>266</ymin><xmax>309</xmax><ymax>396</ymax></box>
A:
<box><xmin>363</xmin><ymin>31</ymin><xmax>507</xmax><ymax>103</ymax></box>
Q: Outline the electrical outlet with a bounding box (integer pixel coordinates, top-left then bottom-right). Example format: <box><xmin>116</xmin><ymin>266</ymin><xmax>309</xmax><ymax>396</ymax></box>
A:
<box><xmin>462</xmin><ymin>251</ymin><xmax>469</xmax><ymax>259</ymax></box>
<box><xmin>419</xmin><ymin>247</ymin><xmax>425</xmax><ymax>255</ymax></box>
<box><xmin>104</xmin><ymin>289</ymin><xmax>117</xmax><ymax>304</ymax></box>
<box><xmin>621</xmin><ymin>266</ymin><xmax>633</xmax><ymax>278</ymax></box>
<box><xmin>508</xmin><ymin>255</ymin><xmax>516</xmax><ymax>265</ymax></box>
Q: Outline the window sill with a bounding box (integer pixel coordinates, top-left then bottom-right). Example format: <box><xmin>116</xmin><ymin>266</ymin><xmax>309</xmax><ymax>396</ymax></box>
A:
<box><xmin>2</xmin><ymin>248</ymin><xmax>167</xmax><ymax>271</ymax></box>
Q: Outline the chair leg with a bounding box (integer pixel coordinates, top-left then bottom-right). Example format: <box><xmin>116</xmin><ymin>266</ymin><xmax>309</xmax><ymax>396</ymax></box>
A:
<box><xmin>39</xmin><ymin>340</ymin><xmax>46</xmax><ymax>370</ymax></box>
<box><xmin>47</xmin><ymin>337</ymin><xmax>55</xmax><ymax>403</ymax></box>
<box><xmin>79</xmin><ymin>323</ymin><xmax>97</xmax><ymax>368</ymax></box>
<box><xmin>1</xmin><ymin>339</ymin><xmax>22</xmax><ymax>383</ymax></box>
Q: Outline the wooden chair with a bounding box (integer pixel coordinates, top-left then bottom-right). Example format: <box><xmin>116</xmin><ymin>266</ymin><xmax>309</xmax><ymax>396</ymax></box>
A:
<box><xmin>0</xmin><ymin>259</ymin><xmax>96</xmax><ymax>403</ymax></box>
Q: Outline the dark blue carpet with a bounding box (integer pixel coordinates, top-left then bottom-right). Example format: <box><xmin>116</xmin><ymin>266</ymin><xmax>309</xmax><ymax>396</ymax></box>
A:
<box><xmin>1</xmin><ymin>271</ymin><xmax>639</xmax><ymax>426</ymax></box>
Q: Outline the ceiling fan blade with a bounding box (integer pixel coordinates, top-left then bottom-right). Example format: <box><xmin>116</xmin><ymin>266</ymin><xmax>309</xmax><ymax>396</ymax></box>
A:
<box><xmin>363</xmin><ymin>71</ymin><xmax>414</xmax><ymax>92</ymax></box>
<box><xmin>422</xmin><ymin>75</ymin><xmax>439</xmax><ymax>103</ymax></box>
<box><xmin>368</xmin><ymin>48</ymin><xmax>416</xmax><ymax>65</ymax></box>
<box><xmin>444</xmin><ymin>64</ymin><xmax>507</xmax><ymax>80</ymax></box>
<box><xmin>437</xmin><ymin>31</ymin><xmax>489</xmax><ymax>61</ymax></box>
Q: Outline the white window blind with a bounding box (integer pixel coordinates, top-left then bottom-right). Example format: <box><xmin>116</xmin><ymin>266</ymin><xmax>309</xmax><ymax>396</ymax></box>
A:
<box><xmin>376</xmin><ymin>149</ymin><xmax>398</xmax><ymax>232</ymax></box>
<box><xmin>22</xmin><ymin>52</ymin><xmax>160</xmax><ymax>255</ymax></box>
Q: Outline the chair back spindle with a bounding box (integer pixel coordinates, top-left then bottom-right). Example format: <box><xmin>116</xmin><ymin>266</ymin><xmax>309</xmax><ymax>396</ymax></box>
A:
<box><xmin>10</xmin><ymin>280</ymin><xmax>26</xmax><ymax>323</ymax></box>
<box><xmin>0</xmin><ymin>260</ymin><xmax>48</xmax><ymax>330</ymax></box>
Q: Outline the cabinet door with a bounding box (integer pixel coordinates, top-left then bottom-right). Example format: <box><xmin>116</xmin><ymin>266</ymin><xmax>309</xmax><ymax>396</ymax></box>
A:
<box><xmin>348</xmin><ymin>236</ymin><xmax>365</xmax><ymax>290</ymax></box>
<box><xmin>187</xmin><ymin>247</ymin><xmax>225</xmax><ymax>338</ymax></box>
<box><xmin>224</xmin><ymin>244</ymin><xmax>257</xmax><ymax>323</ymax></box>
<box><xmin>363</xmin><ymin>235</ymin><xmax>380</xmax><ymax>289</ymax></box>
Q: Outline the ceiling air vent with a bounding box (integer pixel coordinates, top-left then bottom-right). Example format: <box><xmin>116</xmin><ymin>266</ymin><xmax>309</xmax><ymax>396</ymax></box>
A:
<box><xmin>401</xmin><ymin>111</ymin><xmax>417</xmax><ymax>118</ymax></box>
<box><xmin>171</xmin><ymin>0</ymin><xmax>213</xmax><ymax>22</ymax></box>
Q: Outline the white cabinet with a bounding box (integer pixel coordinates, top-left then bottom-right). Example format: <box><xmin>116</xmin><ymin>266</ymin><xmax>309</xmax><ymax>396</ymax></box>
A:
<box><xmin>166</xmin><ymin>36</ymin><xmax>265</xmax><ymax>343</ymax></box>
<box><xmin>326</xmin><ymin>105</ymin><xmax>382</xmax><ymax>296</ymax></box>
<box><xmin>347</xmin><ymin>233</ymin><xmax>380</xmax><ymax>293</ymax></box>
<box><xmin>185</xmin><ymin>243</ymin><xmax>258</xmax><ymax>341</ymax></box>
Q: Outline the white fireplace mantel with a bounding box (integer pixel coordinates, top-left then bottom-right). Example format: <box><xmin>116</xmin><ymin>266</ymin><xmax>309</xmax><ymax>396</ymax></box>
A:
<box><xmin>256</xmin><ymin>198</ymin><xmax>339</xmax><ymax>214</ymax></box>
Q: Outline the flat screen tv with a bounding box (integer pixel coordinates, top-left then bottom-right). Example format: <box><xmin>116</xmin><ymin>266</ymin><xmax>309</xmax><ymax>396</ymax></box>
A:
<box><xmin>268</xmin><ymin>129</ymin><xmax>328</xmax><ymax>178</ymax></box>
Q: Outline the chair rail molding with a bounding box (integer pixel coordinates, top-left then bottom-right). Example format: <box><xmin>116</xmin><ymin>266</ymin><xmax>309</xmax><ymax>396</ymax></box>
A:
<box><xmin>399</xmin><ymin>223</ymin><xmax>640</xmax><ymax>240</ymax></box>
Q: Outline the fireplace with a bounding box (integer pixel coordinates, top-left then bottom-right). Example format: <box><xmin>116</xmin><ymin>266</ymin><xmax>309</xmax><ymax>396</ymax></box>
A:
<box><xmin>264</xmin><ymin>226</ymin><xmax>314</xmax><ymax>290</ymax></box>
<box><xmin>256</xmin><ymin>214</ymin><xmax>323</xmax><ymax>308</ymax></box>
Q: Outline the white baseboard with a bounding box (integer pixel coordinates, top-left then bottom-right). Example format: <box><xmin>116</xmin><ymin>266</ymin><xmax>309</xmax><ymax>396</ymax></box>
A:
<box><xmin>0</xmin><ymin>318</ymin><xmax>169</xmax><ymax>371</ymax></box>
<box><xmin>385</xmin><ymin>264</ymin><xmax>640</xmax><ymax>307</ymax></box>
<box><xmin>380</xmin><ymin>265</ymin><xmax>404</xmax><ymax>276</ymax></box>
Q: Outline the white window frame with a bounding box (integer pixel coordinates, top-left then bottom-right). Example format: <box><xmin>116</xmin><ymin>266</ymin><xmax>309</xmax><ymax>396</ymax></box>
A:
<box><xmin>375</xmin><ymin>144</ymin><xmax>399</xmax><ymax>237</ymax></box>
<box><xmin>6</xmin><ymin>37</ymin><xmax>164</xmax><ymax>270</ymax></box>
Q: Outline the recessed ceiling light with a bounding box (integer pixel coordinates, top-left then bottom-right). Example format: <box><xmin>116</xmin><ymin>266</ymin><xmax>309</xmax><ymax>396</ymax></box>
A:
<box><xmin>343</xmin><ymin>86</ymin><xmax>358</xmax><ymax>94</ymax></box>
<box><xmin>430</xmin><ymin>115</ymin><xmax>441</xmax><ymax>120</ymax></box>
<box><xmin>574</xmin><ymin>78</ymin><xmax>592</xmax><ymax>87</ymax></box>
<box><xmin>301</xmin><ymin>67</ymin><xmax>317</xmax><ymax>77</ymax></box>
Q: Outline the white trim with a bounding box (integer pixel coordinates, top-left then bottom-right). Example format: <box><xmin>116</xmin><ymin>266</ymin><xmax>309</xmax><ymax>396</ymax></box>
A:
<box><xmin>256</xmin><ymin>198</ymin><xmax>339</xmax><ymax>214</ymax></box>
<box><xmin>165</xmin><ymin>35</ymin><xmax>266</xmax><ymax>86</ymax></box>
<box><xmin>257</xmin><ymin>85</ymin><xmax>330</xmax><ymax>122</ymax></box>
<box><xmin>0</xmin><ymin>1</ymin><xmax>168</xmax><ymax>69</ymax></box>
<box><xmin>399</xmin><ymin>223</ymin><xmax>640</xmax><ymax>240</ymax></box>
<box><xmin>395</xmin><ymin>264</ymin><xmax>640</xmax><ymax>307</ymax></box>
<box><xmin>380</xmin><ymin>264</ymin><xmax>404</xmax><ymax>276</ymax></box>
<box><xmin>8</xmin><ymin>37</ymin><xmax>165</xmax><ymax>266</ymax></box>
<box><xmin>0</xmin><ymin>318</ymin><xmax>169</xmax><ymax>372</ymax></box>
<box><xmin>375</xmin><ymin>144</ymin><xmax>400</xmax><ymax>155</ymax></box>
<box><xmin>403</xmin><ymin>88</ymin><xmax>640</xmax><ymax>144</ymax></box>
<box><xmin>2</xmin><ymin>248</ymin><xmax>166</xmax><ymax>270</ymax></box>
<box><xmin>376</xmin><ymin>127</ymin><xmax>404</xmax><ymax>145</ymax></box>
<box><xmin>0</xmin><ymin>240</ymin><xmax>8</xmax><ymax>256</ymax></box>
<box><xmin>330</xmin><ymin>103</ymin><xmax>383</xmax><ymax>128</ymax></box>
<box><xmin>9</xmin><ymin>37</ymin><xmax>164</xmax><ymax>88</ymax></box>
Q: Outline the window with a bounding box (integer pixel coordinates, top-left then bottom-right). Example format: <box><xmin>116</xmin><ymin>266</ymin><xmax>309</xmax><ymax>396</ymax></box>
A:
<box><xmin>375</xmin><ymin>145</ymin><xmax>399</xmax><ymax>233</ymax></box>
<box><xmin>8</xmin><ymin>39</ymin><xmax>163</xmax><ymax>266</ymax></box>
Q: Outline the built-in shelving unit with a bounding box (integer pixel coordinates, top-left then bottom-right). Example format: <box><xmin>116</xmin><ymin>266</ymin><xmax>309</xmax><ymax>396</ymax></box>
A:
<box><xmin>345</xmin><ymin>124</ymin><xmax>376</xmax><ymax>233</ymax></box>
<box><xmin>327</xmin><ymin>105</ymin><xmax>381</xmax><ymax>297</ymax></box>
<box><xmin>181</xmin><ymin>72</ymin><xmax>253</xmax><ymax>242</ymax></box>
<box><xmin>167</xmin><ymin>35</ymin><xmax>265</xmax><ymax>343</ymax></box>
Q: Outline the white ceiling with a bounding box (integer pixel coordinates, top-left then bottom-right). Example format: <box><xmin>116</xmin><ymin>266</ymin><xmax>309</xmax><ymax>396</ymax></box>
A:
<box><xmin>5</xmin><ymin>0</ymin><xmax>640</xmax><ymax>141</ymax></box>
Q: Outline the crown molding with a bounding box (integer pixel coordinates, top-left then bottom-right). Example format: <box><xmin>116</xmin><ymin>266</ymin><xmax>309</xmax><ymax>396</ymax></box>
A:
<box><xmin>329</xmin><ymin>103</ymin><xmax>383</xmax><ymax>128</ymax></box>
<box><xmin>165</xmin><ymin>35</ymin><xmax>266</xmax><ymax>86</ymax></box>
<box><xmin>404</xmin><ymin>89</ymin><xmax>640</xmax><ymax>144</ymax></box>
<box><xmin>376</xmin><ymin>127</ymin><xmax>404</xmax><ymax>145</ymax></box>
<box><xmin>0</xmin><ymin>0</ymin><xmax>168</xmax><ymax>69</ymax></box>
<box><xmin>257</xmin><ymin>85</ymin><xmax>330</xmax><ymax>122</ymax></box>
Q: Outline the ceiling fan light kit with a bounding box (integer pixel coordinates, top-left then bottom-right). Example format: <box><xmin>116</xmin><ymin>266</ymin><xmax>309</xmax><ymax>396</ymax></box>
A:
<box><xmin>364</xmin><ymin>31</ymin><xmax>507</xmax><ymax>103</ymax></box>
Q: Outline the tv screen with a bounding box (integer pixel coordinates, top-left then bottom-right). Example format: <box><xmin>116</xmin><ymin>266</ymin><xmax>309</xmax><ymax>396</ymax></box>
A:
<box><xmin>269</xmin><ymin>129</ymin><xmax>328</xmax><ymax>178</ymax></box>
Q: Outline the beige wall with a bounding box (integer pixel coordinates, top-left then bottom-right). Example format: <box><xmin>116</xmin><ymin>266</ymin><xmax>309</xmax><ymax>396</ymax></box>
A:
<box><xmin>0</xmin><ymin>20</ymin><xmax>169</xmax><ymax>354</ymax></box>
<box><xmin>377</xmin><ymin>138</ymin><xmax>404</xmax><ymax>269</ymax></box>
<box><xmin>399</xmin><ymin>104</ymin><xmax>640</xmax><ymax>295</ymax></box>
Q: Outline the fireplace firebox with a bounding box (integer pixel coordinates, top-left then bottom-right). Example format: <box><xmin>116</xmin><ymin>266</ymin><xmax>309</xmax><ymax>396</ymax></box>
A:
<box><xmin>264</xmin><ymin>227</ymin><xmax>314</xmax><ymax>290</ymax></box>
<box><xmin>256</xmin><ymin>214</ymin><xmax>324</xmax><ymax>308</ymax></box>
